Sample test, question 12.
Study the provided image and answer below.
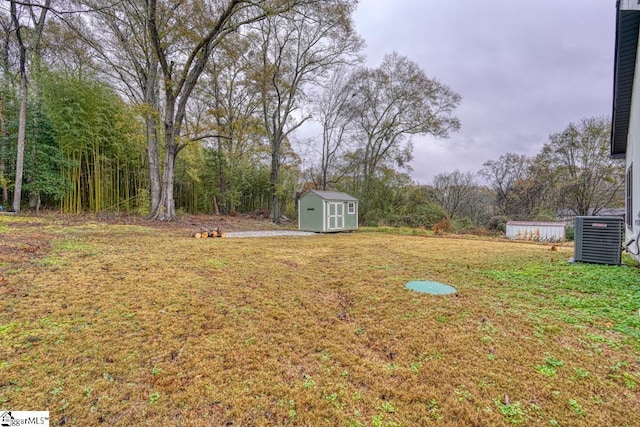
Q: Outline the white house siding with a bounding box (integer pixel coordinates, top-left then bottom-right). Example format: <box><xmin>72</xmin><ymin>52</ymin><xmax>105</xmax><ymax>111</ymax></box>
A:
<box><xmin>506</xmin><ymin>221</ymin><xmax>566</xmax><ymax>242</ymax></box>
<box><xmin>625</xmin><ymin>30</ymin><xmax>640</xmax><ymax>260</ymax></box>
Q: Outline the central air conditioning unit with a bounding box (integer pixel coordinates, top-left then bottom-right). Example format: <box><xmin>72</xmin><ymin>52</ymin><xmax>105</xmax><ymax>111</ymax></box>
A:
<box><xmin>574</xmin><ymin>216</ymin><xmax>624</xmax><ymax>265</ymax></box>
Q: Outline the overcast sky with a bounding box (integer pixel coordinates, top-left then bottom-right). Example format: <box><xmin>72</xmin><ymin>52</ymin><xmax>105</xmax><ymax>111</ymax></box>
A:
<box><xmin>346</xmin><ymin>0</ymin><xmax>616</xmax><ymax>184</ymax></box>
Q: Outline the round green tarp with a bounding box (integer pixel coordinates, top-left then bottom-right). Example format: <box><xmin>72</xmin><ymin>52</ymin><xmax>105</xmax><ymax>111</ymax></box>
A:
<box><xmin>405</xmin><ymin>281</ymin><xmax>456</xmax><ymax>295</ymax></box>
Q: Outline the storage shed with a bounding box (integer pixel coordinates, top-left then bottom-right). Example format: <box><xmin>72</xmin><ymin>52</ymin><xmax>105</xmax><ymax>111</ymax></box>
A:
<box><xmin>506</xmin><ymin>221</ymin><xmax>566</xmax><ymax>242</ymax></box>
<box><xmin>298</xmin><ymin>190</ymin><xmax>358</xmax><ymax>232</ymax></box>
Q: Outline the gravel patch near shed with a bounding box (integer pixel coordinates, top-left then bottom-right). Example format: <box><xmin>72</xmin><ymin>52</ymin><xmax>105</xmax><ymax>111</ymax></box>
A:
<box><xmin>224</xmin><ymin>230</ymin><xmax>318</xmax><ymax>238</ymax></box>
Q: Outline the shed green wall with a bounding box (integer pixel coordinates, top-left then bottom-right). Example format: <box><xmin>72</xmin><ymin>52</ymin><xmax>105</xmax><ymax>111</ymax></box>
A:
<box><xmin>298</xmin><ymin>193</ymin><xmax>325</xmax><ymax>232</ymax></box>
<box><xmin>343</xmin><ymin>202</ymin><xmax>358</xmax><ymax>230</ymax></box>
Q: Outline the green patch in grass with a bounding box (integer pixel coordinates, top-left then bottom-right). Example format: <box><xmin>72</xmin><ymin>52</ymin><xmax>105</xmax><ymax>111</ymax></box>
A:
<box><xmin>33</xmin><ymin>256</ymin><xmax>66</xmax><ymax>267</ymax></box>
<box><xmin>622</xmin><ymin>372</ymin><xmax>636</xmax><ymax>389</ymax></box>
<box><xmin>34</xmin><ymin>238</ymin><xmax>96</xmax><ymax>266</ymax></box>
<box><xmin>0</xmin><ymin>322</ymin><xmax>19</xmax><ymax>337</ymax></box>
<box><xmin>535</xmin><ymin>364</ymin><xmax>557</xmax><ymax>377</ymax></box>
<box><xmin>568</xmin><ymin>398</ymin><xmax>585</xmax><ymax>416</ymax></box>
<box><xmin>435</xmin><ymin>315</ymin><xmax>449</xmax><ymax>323</ymax></box>
<box><xmin>454</xmin><ymin>387</ymin><xmax>473</xmax><ymax>402</ymax></box>
<box><xmin>354</xmin><ymin>325</ymin><xmax>366</xmax><ymax>336</ymax></box>
<box><xmin>484</xmin><ymin>261</ymin><xmax>640</xmax><ymax>344</ymax></box>
<box><xmin>148</xmin><ymin>392</ymin><xmax>161</xmax><ymax>404</ymax></box>
<box><xmin>495</xmin><ymin>399</ymin><xmax>528</xmax><ymax>424</ymax></box>
<box><xmin>535</xmin><ymin>355</ymin><xmax>564</xmax><ymax>377</ymax></box>
<box><xmin>206</xmin><ymin>259</ymin><xmax>225</xmax><ymax>269</ymax></box>
<box><xmin>385</xmin><ymin>363</ymin><xmax>398</xmax><ymax>374</ymax></box>
<box><xmin>302</xmin><ymin>374</ymin><xmax>315</xmax><ymax>389</ymax></box>
<box><xmin>610</xmin><ymin>360</ymin><xmax>629</xmax><ymax>371</ymax></box>
<box><xmin>425</xmin><ymin>398</ymin><xmax>442</xmax><ymax>420</ymax></box>
<box><xmin>573</xmin><ymin>367</ymin><xmax>590</xmax><ymax>379</ymax></box>
<box><xmin>409</xmin><ymin>361</ymin><xmax>422</xmax><ymax>374</ymax></box>
<box><xmin>375</xmin><ymin>401</ymin><xmax>395</xmax><ymax>413</ymax></box>
<box><xmin>369</xmin><ymin>264</ymin><xmax>392</xmax><ymax>271</ymax></box>
<box><xmin>53</xmin><ymin>239</ymin><xmax>94</xmax><ymax>253</ymax></box>
<box><xmin>480</xmin><ymin>320</ymin><xmax>498</xmax><ymax>334</ymax></box>
<box><xmin>534</xmin><ymin>324</ymin><xmax>563</xmax><ymax>338</ymax></box>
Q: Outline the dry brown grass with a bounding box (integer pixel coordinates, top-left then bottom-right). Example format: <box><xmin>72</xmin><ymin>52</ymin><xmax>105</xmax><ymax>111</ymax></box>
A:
<box><xmin>0</xmin><ymin>214</ymin><xmax>638</xmax><ymax>426</ymax></box>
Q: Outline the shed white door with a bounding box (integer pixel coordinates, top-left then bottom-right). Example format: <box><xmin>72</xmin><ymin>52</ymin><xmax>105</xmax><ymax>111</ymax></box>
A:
<box><xmin>327</xmin><ymin>202</ymin><xmax>344</xmax><ymax>230</ymax></box>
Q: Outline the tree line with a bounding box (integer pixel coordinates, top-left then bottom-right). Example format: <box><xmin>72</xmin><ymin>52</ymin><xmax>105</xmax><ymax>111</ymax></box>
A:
<box><xmin>0</xmin><ymin>0</ymin><xmax>458</xmax><ymax>221</ymax></box>
<box><xmin>0</xmin><ymin>1</ymin><xmax>623</xmax><ymax>228</ymax></box>
<box><xmin>431</xmin><ymin>117</ymin><xmax>624</xmax><ymax>232</ymax></box>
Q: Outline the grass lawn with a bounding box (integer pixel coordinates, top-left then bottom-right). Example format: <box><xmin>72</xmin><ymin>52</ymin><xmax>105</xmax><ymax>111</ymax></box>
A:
<box><xmin>0</xmin><ymin>214</ymin><xmax>639</xmax><ymax>426</ymax></box>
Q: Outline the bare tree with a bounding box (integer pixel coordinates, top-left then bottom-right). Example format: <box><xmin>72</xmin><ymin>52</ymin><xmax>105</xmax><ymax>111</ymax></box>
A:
<box><xmin>432</xmin><ymin>170</ymin><xmax>477</xmax><ymax>220</ymax></box>
<box><xmin>0</xmin><ymin>11</ymin><xmax>12</xmax><ymax>206</ymax></box>
<box><xmin>192</xmin><ymin>34</ymin><xmax>267</xmax><ymax>213</ymax></box>
<box><xmin>480</xmin><ymin>152</ymin><xmax>530</xmax><ymax>216</ymax></box>
<box><xmin>349</xmin><ymin>52</ymin><xmax>461</xmax><ymax>182</ymax></box>
<box><xmin>506</xmin><ymin>153</ymin><xmax>558</xmax><ymax>220</ymax></box>
<box><xmin>312</xmin><ymin>65</ymin><xmax>360</xmax><ymax>190</ymax></box>
<box><xmin>74</xmin><ymin>0</ymin><xmax>163</xmax><ymax>214</ymax></box>
<box><xmin>250</xmin><ymin>0</ymin><xmax>363</xmax><ymax>222</ymax></box>
<box><xmin>540</xmin><ymin>117</ymin><xmax>624</xmax><ymax>216</ymax></box>
<box><xmin>7</xmin><ymin>0</ymin><xmax>50</xmax><ymax>213</ymax></box>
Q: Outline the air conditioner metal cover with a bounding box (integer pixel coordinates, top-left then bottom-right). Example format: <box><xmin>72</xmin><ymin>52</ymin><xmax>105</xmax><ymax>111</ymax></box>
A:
<box><xmin>574</xmin><ymin>216</ymin><xmax>624</xmax><ymax>265</ymax></box>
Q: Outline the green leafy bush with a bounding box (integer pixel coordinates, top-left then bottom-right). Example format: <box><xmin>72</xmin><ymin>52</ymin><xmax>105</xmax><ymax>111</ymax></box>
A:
<box><xmin>565</xmin><ymin>226</ymin><xmax>575</xmax><ymax>241</ymax></box>
<box><xmin>487</xmin><ymin>216</ymin><xmax>509</xmax><ymax>233</ymax></box>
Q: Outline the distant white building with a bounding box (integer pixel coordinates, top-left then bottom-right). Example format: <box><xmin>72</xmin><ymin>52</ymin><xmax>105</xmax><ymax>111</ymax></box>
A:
<box><xmin>506</xmin><ymin>221</ymin><xmax>566</xmax><ymax>242</ymax></box>
<box><xmin>611</xmin><ymin>0</ymin><xmax>640</xmax><ymax>260</ymax></box>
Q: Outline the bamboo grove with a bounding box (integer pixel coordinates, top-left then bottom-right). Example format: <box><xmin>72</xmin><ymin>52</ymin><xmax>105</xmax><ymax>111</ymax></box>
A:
<box><xmin>0</xmin><ymin>67</ymin><xmax>288</xmax><ymax>215</ymax></box>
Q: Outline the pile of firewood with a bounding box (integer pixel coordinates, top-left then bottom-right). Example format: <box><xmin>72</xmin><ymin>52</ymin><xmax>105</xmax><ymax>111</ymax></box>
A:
<box><xmin>192</xmin><ymin>227</ymin><xmax>226</xmax><ymax>238</ymax></box>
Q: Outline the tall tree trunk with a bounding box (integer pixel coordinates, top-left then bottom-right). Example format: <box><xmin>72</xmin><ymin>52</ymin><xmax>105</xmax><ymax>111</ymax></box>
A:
<box><xmin>9</xmin><ymin>0</ymin><xmax>49</xmax><ymax>213</ymax></box>
<box><xmin>12</xmin><ymin>64</ymin><xmax>26</xmax><ymax>213</ymax></box>
<box><xmin>154</xmin><ymin>144</ymin><xmax>177</xmax><ymax>220</ymax></box>
<box><xmin>146</xmin><ymin>115</ymin><xmax>161</xmax><ymax>213</ymax></box>
<box><xmin>145</xmin><ymin>63</ymin><xmax>161</xmax><ymax>215</ymax></box>
<box><xmin>321</xmin><ymin>136</ymin><xmax>330</xmax><ymax>190</ymax></box>
<box><xmin>216</xmin><ymin>135</ymin><xmax>226</xmax><ymax>213</ymax></box>
<box><xmin>149</xmin><ymin>97</ymin><xmax>178</xmax><ymax>221</ymax></box>
<box><xmin>0</xmin><ymin>93</ymin><xmax>8</xmax><ymax>206</ymax></box>
<box><xmin>212</xmin><ymin>72</ymin><xmax>226</xmax><ymax>211</ymax></box>
<box><xmin>10</xmin><ymin>1</ymin><xmax>26</xmax><ymax>213</ymax></box>
<box><xmin>270</xmin><ymin>135</ymin><xmax>281</xmax><ymax>223</ymax></box>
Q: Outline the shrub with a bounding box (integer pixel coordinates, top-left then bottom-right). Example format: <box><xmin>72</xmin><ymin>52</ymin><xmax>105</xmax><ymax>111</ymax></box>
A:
<box><xmin>384</xmin><ymin>213</ymin><xmax>431</xmax><ymax>229</ymax></box>
<box><xmin>565</xmin><ymin>226</ymin><xmax>575</xmax><ymax>242</ymax></box>
<box><xmin>452</xmin><ymin>216</ymin><xmax>474</xmax><ymax>233</ymax></box>
<box><xmin>487</xmin><ymin>215</ymin><xmax>509</xmax><ymax>233</ymax></box>
<box><xmin>458</xmin><ymin>227</ymin><xmax>492</xmax><ymax>236</ymax></box>
<box><xmin>433</xmin><ymin>217</ymin><xmax>452</xmax><ymax>235</ymax></box>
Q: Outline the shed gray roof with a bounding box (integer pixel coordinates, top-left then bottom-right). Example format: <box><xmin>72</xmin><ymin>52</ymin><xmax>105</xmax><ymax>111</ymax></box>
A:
<box><xmin>303</xmin><ymin>190</ymin><xmax>358</xmax><ymax>201</ymax></box>
<box><xmin>611</xmin><ymin>2</ymin><xmax>640</xmax><ymax>158</ymax></box>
